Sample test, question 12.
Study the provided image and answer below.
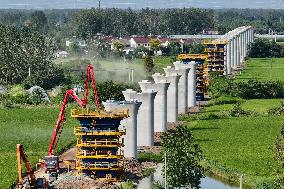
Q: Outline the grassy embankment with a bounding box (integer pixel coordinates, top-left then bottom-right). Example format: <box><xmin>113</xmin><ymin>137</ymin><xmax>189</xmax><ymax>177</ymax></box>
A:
<box><xmin>186</xmin><ymin>58</ymin><xmax>284</xmax><ymax>187</ymax></box>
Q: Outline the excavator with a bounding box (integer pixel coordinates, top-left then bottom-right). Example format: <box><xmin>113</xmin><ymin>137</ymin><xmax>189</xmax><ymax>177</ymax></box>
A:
<box><xmin>17</xmin><ymin>144</ymin><xmax>48</xmax><ymax>189</ymax></box>
<box><xmin>43</xmin><ymin>64</ymin><xmax>102</xmax><ymax>178</ymax></box>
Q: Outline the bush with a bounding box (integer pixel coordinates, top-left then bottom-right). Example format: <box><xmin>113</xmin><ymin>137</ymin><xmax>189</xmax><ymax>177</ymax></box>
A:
<box><xmin>27</xmin><ymin>86</ymin><xmax>50</xmax><ymax>105</ymax></box>
<box><xmin>95</xmin><ymin>81</ymin><xmax>140</xmax><ymax>103</ymax></box>
<box><xmin>209</xmin><ymin>74</ymin><xmax>284</xmax><ymax>99</ymax></box>
<box><xmin>207</xmin><ymin>74</ymin><xmax>234</xmax><ymax>98</ymax></box>
<box><xmin>268</xmin><ymin>102</ymin><xmax>284</xmax><ymax>115</ymax></box>
<box><xmin>233</xmin><ymin>80</ymin><xmax>284</xmax><ymax>99</ymax></box>
<box><xmin>8</xmin><ymin>85</ymin><xmax>29</xmax><ymax>104</ymax></box>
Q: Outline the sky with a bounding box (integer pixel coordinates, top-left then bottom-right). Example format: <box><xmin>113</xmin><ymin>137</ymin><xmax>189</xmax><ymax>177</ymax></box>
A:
<box><xmin>0</xmin><ymin>0</ymin><xmax>283</xmax><ymax>9</ymax></box>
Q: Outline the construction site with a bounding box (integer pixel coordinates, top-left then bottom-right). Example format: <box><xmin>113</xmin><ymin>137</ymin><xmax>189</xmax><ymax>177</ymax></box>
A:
<box><xmin>16</xmin><ymin>26</ymin><xmax>254</xmax><ymax>189</ymax></box>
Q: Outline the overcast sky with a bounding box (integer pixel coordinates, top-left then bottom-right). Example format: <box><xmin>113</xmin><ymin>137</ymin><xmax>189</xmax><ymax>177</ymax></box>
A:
<box><xmin>0</xmin><ymin>0</ymin><xmax>283</xmax><ymax>9</ymax></box>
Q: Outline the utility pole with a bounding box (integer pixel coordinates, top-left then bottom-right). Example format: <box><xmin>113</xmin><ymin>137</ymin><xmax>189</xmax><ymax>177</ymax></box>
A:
<box><xmin>98</xmin><ymin>0</ymin><xmax>101</xmax><ymax>10</ymax></box>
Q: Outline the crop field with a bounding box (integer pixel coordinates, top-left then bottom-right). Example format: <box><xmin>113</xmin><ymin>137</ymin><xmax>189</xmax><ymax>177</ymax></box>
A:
<box><xmin>237</xmin><ymin>58</ymin><xmax>284</xmax><ymax>82</ymax></box>
<box><xmin>190</xmin><ymin>115</ymin><xmax>282</xmax><ymax>186</ymax></box>
<box><xmin>186</xmin><ymin>97</ymin><xmax>284</xmax><ymax>186</ymax></box>
<box><xmin>0</xmin><ymin>106</ymin><xmax>77</xmax><ymax>188</ymax></box>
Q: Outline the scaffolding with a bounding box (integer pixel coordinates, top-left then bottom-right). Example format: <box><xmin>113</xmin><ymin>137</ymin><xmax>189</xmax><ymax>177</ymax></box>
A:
<box><xmin>177</xmin><ymin>54</ymin><xmax>207</xmax><ymax>101</ymax></box>
<box><xmin>71</xmin><ymin>109</ymin><xmax>129</xmax><ymax>182</ymax></box>
<box><xmin>203</xmin><ymin>40</ymin><xmax>228</xmax><ymax>74</ymax></box>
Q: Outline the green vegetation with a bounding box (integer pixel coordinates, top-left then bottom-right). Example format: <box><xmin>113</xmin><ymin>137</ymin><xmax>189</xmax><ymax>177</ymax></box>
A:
<box><xmin>138</xmin><ymin>152</ymin><xmax>163</xmax><ymax>163</ymax></box>
<box><xmin>237</xmin><ymin>58</ymin><xmax>284</xmax><ymax>82</ymax></box>
<box><xmin>182</xmin><ymin>99</ymin><xmax>284</xmax><ymax>187</ymax></box>
<box><xmin>248</xmin><ymin>38</ymin><xmax>282</xmax><ymax>58</ymax></box>
<box><xmin>162</xmin><ymin>126</ymin><xmax>204</xmax><ymax>188</ymax></box>
<box><xmin>0</xmin><ymin>106</ymin><xmax>77</xmax><ymax>188</ymax></box>
<box><xmin>181</xmin><ymin>58</ymin><xmax>284</xmax><ymax>187</ymax></box>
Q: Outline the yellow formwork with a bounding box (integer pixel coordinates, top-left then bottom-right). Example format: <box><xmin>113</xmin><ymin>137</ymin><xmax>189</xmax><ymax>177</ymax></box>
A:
<box><xmin>71</xmin><ymin>109</ymin><xmax>129</xmax><ymax>119</ymax></box>
<box><xmin>72</xmin><ymin>108</ymin><xmax>128</xmax><ymax>181</ymax></box>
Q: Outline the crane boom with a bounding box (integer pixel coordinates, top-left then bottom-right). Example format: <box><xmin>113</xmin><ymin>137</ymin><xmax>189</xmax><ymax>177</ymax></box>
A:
<box><xmin>48</xmin><ymin>89</ymin><xmax>85</xmax><ymax>156</ymax></box>
<box><xmin>45</xmin><ymin>64</ymin><xmax>101</xmax><ymax>176</ymax></box>
<box><xmin>84</xmin><ymin>64</ymin><xmax>101</xmax><ymax>111</ymax></box>
<box><xmin>17</xmin><ymin>144</ymin><xmax>36</xmax><ymax>188</ymax></box>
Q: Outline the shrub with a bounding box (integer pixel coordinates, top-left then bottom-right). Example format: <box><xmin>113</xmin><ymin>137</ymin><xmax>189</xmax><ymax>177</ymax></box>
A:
<box><xmin>268</xmin><ymin>102</ymin><xmax>284</xmax><ymax>115</ymax></box>
<box><xmin>27</xmin><ymin>86</ymin><xmax>50</xmax><ymax>105</ymax></box>
<box><xmin>8</xmin><ymin>85</ymin><xmax>29</xmax><ymax>104</ymax></box>
<box><xmin>233</xmin><ymin>80</ymin><xmax>284</xmax><ymax>99</ymax></box>
<box><xmin>207</xmin><ymin>74</ymin><xmax>234</xmax><ymax>98</ymax></box>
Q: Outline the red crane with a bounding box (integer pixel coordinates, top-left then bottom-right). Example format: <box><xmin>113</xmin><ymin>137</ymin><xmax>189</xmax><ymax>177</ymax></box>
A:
<box><xmin>44</xmin><ymin>64</ymin><xmax>101</xmax><ymax>176</ymax></box>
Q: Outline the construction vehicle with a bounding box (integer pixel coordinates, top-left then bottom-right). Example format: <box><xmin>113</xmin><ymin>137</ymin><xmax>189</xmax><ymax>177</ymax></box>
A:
<box><xmin>17</xmin><ymin>144</ymin><xmax>48</xmax><ymax>189</ymax></box>
<box><xmin>44</xmin><ymin>64</ymin><xmax>101</xmax><ymax>177</ymax></box>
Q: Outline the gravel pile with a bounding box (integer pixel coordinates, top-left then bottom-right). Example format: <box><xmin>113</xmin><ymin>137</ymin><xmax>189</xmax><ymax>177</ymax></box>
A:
<box><xmin>54</xmin><ymin>173</ymin><xmax>116</xmax><ymax>189</ymax></box>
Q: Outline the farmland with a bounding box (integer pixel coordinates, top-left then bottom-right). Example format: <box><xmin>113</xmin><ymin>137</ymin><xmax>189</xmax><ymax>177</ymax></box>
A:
<box><xmin>237</xmin><ymin>58</ymin><xmax>284</xmax><ymax>82</ymax></box>
<box><xmin>0</xmin><ymin>106</ymin><xmax>77</xmax><ymax>188</ymax></box>
<box><xmin>184</xmin><ymin>57</ymin><xmax>284</xmax><ymax>187</ymax></box>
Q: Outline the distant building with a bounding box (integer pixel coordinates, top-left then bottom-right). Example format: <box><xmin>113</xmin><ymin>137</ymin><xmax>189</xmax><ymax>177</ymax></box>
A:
<box><xmin>101</xmin><ymin>35</ymin><xmax>201</xmax><ymax>55</ymax></box>
<box><xmin>66</xmin><ymin>38</ymin><xmax>87</xmax><ymax>47</ymax></box>
<box><xmin>56</xmin><ymin>50</ymin><xmax>69</xmax><ymax>58</ymax></box>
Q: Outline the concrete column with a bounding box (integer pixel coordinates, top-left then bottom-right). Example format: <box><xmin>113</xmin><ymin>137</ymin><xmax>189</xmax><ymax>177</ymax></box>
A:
<box><xmin>251</xmin><ymin>28</ymin><xmax>254</xmax><ymax>43</ymax></box>
<box><xmin>230</xmin><ymin>38</ymin><xmax>234</xmax><ymax>71</ymax></box>
<box><xmin>244</xmin><ymin>30</ymin><xmax>248</xmax><ymax>56</ymax></box>
<box><xmin>188</xmin><ymin>62</ymin><xmax>197</xmax><ymax>106</ymax></box>
<box><xmin>154</xmin><ymin>71</ymin><xmax>181</xmax><ymax>123</ymax></box>
<box><xmin>245</xmin><ymin>30</ymin><xmax>248</xmax><ymax>57</ymax></box>
<box><xmin>237</xmin><ymin>34</ymin><xmax>241</xmax><ymax>67</ymax></box>
<box><xmin>123</xmin><ymin>88</ymin><xmax>157</xmax><ymax>147</ymax></box>
<box><xmin>226</xmin><ymin>40</ymin><xmax>232</xmax><ymax>75</ymax></box>
<box><xmin>163</xmin><ymin>66</ymin><xmax>182</xmax><ymax>121</ymax></box>
<box><xmin>173</xmin><ymin>61</ymin><xmax>190</xmax><ymax>114</ymax></box>
<box><xmin>233</xmin><ymin>36</ymin><xmax>237</xmax><ymax>69</ymax></box>
<box><xmin>137</xmin><ymin>84</ymin><xmax>157</xmax><ymax>147</ymax></box>
<box><xmin>241</xmin><ymin>32</ymin><xmax>244</xmax><ymax>63</ymax></box>
<box><xmin>153</xmin><ymin>80</ymin><xmax>170</xmax><ymax>132</ymax></box>
<box><xmin>138</xmin><ymin>80</ymin><xmax>170</xmax><ymax>133</ymax></box>
<box><xmin>103</xmin><ymin>99</ymin><xmax>141</xmax><ymax>159</ymax></box>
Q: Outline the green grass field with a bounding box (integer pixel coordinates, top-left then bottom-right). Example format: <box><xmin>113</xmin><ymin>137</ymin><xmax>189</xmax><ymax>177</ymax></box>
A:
<box><xmin>186</xmin><ymin>55</ymin><xmax>284</xmax><ymax>187</ymax></box>
<box><xmin>237</xmin><ymin>58</ymin><xmax>284</xmax><ymax>82</ymax></box>
<box><xmin>0</xmin><ymin>106</ymin><xmax>77</xmax><ymax>188</ymax></box>
<box><xmin>186</xmin><ymin>98</ymin><xmax>284</xmax><ymax>187</ymax></box>
<box><xmin>190</xmin><ymin>115</ymin><xmax>282</xmax><ymax>186</ymax></box>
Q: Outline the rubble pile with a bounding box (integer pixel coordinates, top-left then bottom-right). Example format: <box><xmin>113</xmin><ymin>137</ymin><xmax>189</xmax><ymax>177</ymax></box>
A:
<box><xmin>124</xmin><ymin>158</ymin><xmax>156</xmax><ymax>181</ymax></box>
<box><xmin>54</xmin><ymin>173</ymin><xmax>116</xmax><ymax>189</ymax></box>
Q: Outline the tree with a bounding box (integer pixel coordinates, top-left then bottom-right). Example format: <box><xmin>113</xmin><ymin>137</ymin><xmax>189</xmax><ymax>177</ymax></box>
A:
<box><xmin>190</xmin><ymin>44</ymin><xmax>206</xmax><ymax>54</ymax></box>
<box><xmin>0</xmin><ymin>24</ymin><xmax>64</xmax><ymax>89</ymax></box>
<box><xmin>248</xmin><ymin>38</ymin><xmax>282</xmax><ymax>58</ymax></box>
<box><xmin>150</xmin><ymin>38</ymin><xmax>161</xmax><ymax>54</ymax></box>
<box><xmin>113</xmin><ymin>41</ymin><xmax>124</xmax><ymax>57</ymax></box>
<box><xmin>30</xmin><ymin>11</ymin><xmax>48</xmax><ymax>31</ymax></box>
<box><xmin>144</xmin><ymin>55</ymin><xmax>154</xmax><ymax>74</ymax></box>
<box><xmin>162</xmin><ymin>125</ymin><xmax>204</xmax><ymax>188</ymax></box>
